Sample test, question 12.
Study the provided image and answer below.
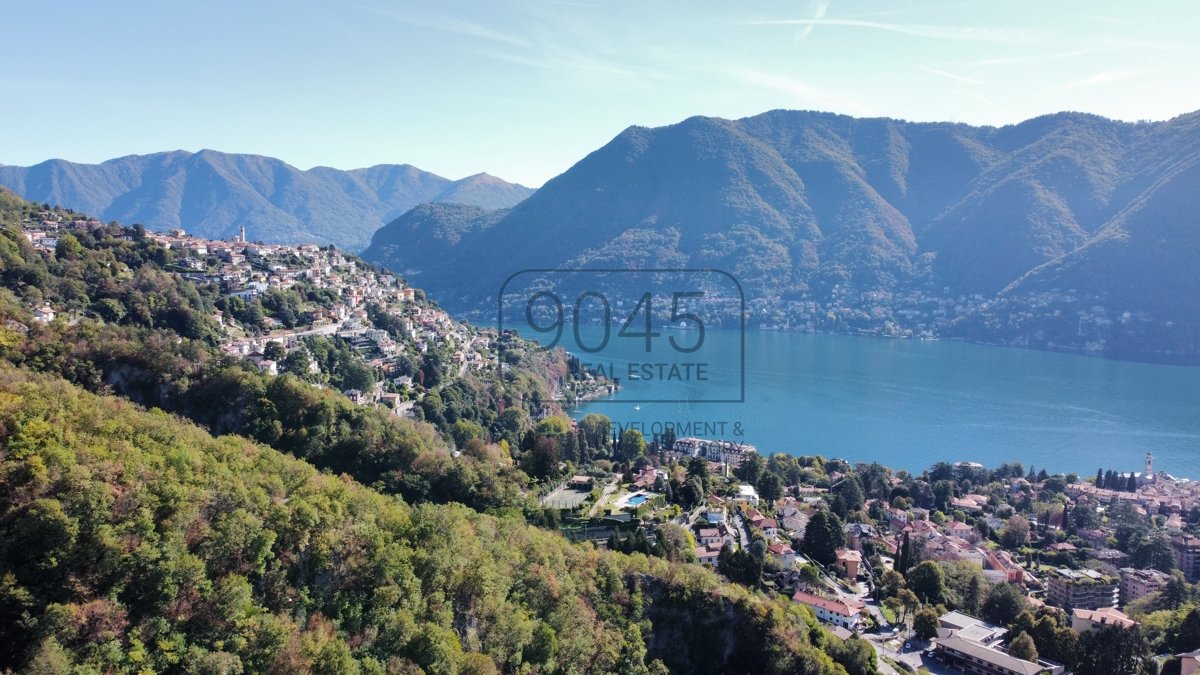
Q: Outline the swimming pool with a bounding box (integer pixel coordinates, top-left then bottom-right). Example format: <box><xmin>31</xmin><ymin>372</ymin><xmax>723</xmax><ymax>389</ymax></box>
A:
<box><xmin>627</xmin><ymin>494</ymin><xmax>648</xmax><ymax>506</ymax></box>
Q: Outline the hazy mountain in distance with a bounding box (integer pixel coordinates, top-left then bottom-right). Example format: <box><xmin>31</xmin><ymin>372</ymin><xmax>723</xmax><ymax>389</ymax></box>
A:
<box><xmin>0</xmin><ymin>150</ymin><xmax>534</xmax><ymax>250</ymax></box>
<box><xmin>362</xmin><ymin>109</ymin><xmax>1200</xmax><ymax>358</ymax></box>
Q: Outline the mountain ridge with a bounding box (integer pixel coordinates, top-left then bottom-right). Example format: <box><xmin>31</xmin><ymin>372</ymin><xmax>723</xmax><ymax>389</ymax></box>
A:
<box><xmin>363</xmin><ymin>108</ymin><xmax>1200</xmax><ymax>360</ymax></box>
<box><xmin>0</xmin><ymin>149</ymin><xmax>535</xmax><ymax>251</ymax></box>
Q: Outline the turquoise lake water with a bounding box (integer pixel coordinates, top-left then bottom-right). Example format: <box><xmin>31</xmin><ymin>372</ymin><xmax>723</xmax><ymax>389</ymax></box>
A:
<box><xmin>555</xmin><ymin>328</ymin><xmax>1200</xmax><ymax>477</ymax></box>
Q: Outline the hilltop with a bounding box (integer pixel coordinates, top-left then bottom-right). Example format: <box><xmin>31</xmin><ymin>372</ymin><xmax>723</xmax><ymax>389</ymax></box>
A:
<box><xmin>363</xmin><ymin>109</ymin><xmax>1200</xmax><ymax>361</ymax></box>
<box><xmin>0</xmin><ymin>151</ymin><xmax>535</xmax><ymax>251</ymax></box>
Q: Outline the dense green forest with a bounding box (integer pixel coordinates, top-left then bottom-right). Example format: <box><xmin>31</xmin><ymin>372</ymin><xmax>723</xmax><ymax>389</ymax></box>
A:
<box><xmin>0</xmin><ymin>189</ymin><xmax>869</xmax><ymax>673</ymax></box>
<box><xmin>0</xmin><ymin>363</ymin><xmax>857</xmax><ymax>674</ymax></box>
<box><xmin>0</xmin><ymin>191</ymin><xmax>568</xmax><ymax>512</ymax></box>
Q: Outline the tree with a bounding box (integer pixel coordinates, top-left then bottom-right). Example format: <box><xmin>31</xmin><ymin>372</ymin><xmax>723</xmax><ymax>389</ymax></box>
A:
<box><xmin>1132</xmin><ymin>532</ymin><xmax>1176</xmax><ymax>573</ymax></box>
<box><xmin>521</xmin><ymin>436</ymin><xmax>561</xmax><ymax>480</ymax></box>
<box><xmin>830</xmin><ymin>637</ymin><xmax>877</xmax><ymax>675</ymax></box>
<box><xmin>880</xmin><ymin>569</ymin><xmax>905</xmax><ymax>597</ymax></box>
<box><xmin>1075</xmin><ymin>625</ymin><xmax>1156</xmax><ymax>675</ymax></box>
<box><xmin>616</xmin><ymin>428</ymin><xmax>646</xmax><ymax>462</ymax></box>
<box><xmin>1163</xmin><ymin>570</ymin><xmax>1193</xmax><ymax>610</ymax></box>
<box><xmin>758</xmin><ymin>471</ymin><xmax>784</xmax><ymax>504</ymax></box>
<box><xmin>884</xmin><ymin>596</ymin><xmax>905</xmax><ymax>624</ymax></box>
<box><xmin>932</xmin><ymin>480</ymin><xmax>955</xmax><ymax>512</ymax></box>
<box><xmin>906</xmin><ymin>561</ymin><xmax>946</xmax><ymax>605</ymax></box>
<box><xmin>578</xmin><ymin>413</ymin><xmax>611</xmax><ymax>452</ymax></box>
<box><xmin>982</xmin><ymin>583</ymin><xmax>1027</xmax><ymax>627</ymax></box>
<box><xmin>896</xmin><ymin>532</ymin><xmax>912</xmax><ymax>574</ymax></box>
<box><xmin>1173</xmin><ymin>607</ymin><xmax>1200</xmax><ymax>652</ymax></box>
<box><xmin>263</xmin><ymin>341</ymin><xmax>287</xmax><ymax>362</ymax></box>
<box><xmin>897</xmin><ymin>589</ymin><xmax>919</xmax><ymax>622</ymax></box>
<box><xmin>833</xmin><ymin>477</ymin><xmax>865</xmax><ymax>514</ymax></box>
<box><xmin>1071</xmin><ymin>502</ymin><xmax>1099</xmax><ymax>531</ymax></box>
<box><xmin>801</xmin><ymin>510</ymin><xmax>845</xmax><ymax>566</ymax></box>
<box><xmin>281</xmin><ymin>348</ymin><xmax>313</xmax><ymax>378</ymax></box>
<box><xmin>737</xmin><ymin>452</ymin><xmax>765</xmax><ymax>485</ymax></box>
<box><xmin>799</xmin><ymin>564</ymin><xmax>822</xmax><ymax>588</ymax></box>
<box><xmin>1001</xmin><ymin>515</ymin><xmax>1030</xmax><ymax>549</ymax></box>
<box><xmin>55</xmin><ymin>234</ymin><xmax>85</xmax><ymax>260</ymax></box>
<box><xmin>681</xmin><ymin>477</ymin><xmax>704</xmax><ymax>509</ymax></box>
<box><xmin>913</xmin><ymin>607</ymin><xmax>939</xmax><ymax>640</ymax></box>
<box><xmin>1008</xmin><ymin>631</ymin><xmax>1038</xmax><ymax>662</ymax></box>
<box><xmin>450</xmin><ymin>419</ymin><xmax>486</xmax><ymax>449</ymax></box>
<box><xmin>536</xmin><ymin>414</ymin><xmax>572</xmax><ymax>437</ymax></box>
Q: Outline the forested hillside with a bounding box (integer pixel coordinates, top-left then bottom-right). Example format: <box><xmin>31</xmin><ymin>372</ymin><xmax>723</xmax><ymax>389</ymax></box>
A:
<box><xmin>0</xmin><ymin>188</ymin><xmax>875</xmax><ymax>673</ymax></box>
<box><xmin>0</xmin><ymin>366</ymin><xmax>852</xmax><ymax>674</ymax></box>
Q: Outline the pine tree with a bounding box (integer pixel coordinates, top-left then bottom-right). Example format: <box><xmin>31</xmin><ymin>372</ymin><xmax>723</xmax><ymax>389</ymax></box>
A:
<box><xmin>1096</xmin><ymin>467</ymin><xmax>1104</xmax><ymax>486</ymax></box>
<box><xmin>897</xmin><ymin>532</ymin><xmax>912</xmax><ymax>574</ymax></box>
<box><xmin>1127</xmin><ymin>473</ymin><xmax>1137</xmax><ymax>492</ymax></box>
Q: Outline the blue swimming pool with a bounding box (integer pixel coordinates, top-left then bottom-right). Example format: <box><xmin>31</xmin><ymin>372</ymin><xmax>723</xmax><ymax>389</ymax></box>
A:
<box><xmin>628</xmin><ymin>494</ymin><xmax>648</xmax><ymax>506</ymax></box>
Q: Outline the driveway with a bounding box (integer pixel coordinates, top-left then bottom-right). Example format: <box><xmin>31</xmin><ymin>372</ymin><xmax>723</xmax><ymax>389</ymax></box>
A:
<box><xmin>731</xmin><ymin>513</ymin><xmax>750</xmax><ymax>549</ymax></box>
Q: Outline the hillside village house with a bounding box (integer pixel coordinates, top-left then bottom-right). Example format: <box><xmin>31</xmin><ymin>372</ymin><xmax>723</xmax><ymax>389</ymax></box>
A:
<box><xmin>768</xmin><ymin>543</ymin><xmax>796</xmax><ymax>568</ymax></box>
<box><xmin>694</xmin><ymin>544</ymin><xmax>721</xmax><ymax>567</ymax></box>
<box><xmin>1071</xmin><ymin>607</ymin><xmax>1136</xmax><ymax>633</ymax></box>
<box><xmin>33</xmin><ymin>306</ymin><xmax>55</xmax><ymax>324</ymax></box>
<box><xmin>834</xmin><ymin>548</ymin><xmax>862</xmax><ymax>579</ymax></box>
<box><xmin>791</xmin><ymin>591</ymin><xmax>863</xmax><ymax>630</ymax></box>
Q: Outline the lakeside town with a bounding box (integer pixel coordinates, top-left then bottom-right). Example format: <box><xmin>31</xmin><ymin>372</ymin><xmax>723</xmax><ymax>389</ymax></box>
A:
<box><xmin>16</xmin><ymin>208</ymin><xmax>1200</xmax><ymax>674</ymax></box>
<box><xmin>538</xmin><ymin>430</ymin><xmax>1200</xmax><ymax>675</ymax></box>
<box><xmin>19</xmin><ymin>211</ymin><xmax>615</xmax><ymax>415</ymax></box>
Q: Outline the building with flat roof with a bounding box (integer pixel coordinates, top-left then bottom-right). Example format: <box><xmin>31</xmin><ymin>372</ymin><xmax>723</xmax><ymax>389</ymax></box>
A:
<box><xmin>1174</xmin><ymin>536</ymin><xmax>1200</xmax><ymax>582</ymax></box>
<box><xmin>1120</xmin><ymin>567</ymin><xmax>1170</xmax><ymax>607</ymax></box>
<box><xmin>934</xmin><ymin>611</ymin><xmax>1065</xmax><ymax>675</ymax></box>
<box><xmin>936</xmin><ymin>634</ymin><xmax>1061</xmax><ymax>675</ymax></box>
<box><xmin>1044</xmin><ymin>567</ymin><xmax>1118</xmax><ymax>611</ymax></box>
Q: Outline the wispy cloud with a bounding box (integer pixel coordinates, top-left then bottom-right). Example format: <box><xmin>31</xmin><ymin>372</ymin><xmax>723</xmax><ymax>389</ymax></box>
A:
<box><xmin>1067</xmin><ymin>67</ymin><xmax>1151</xmax><ymax>88</ymax></box>
<box><xmin>962</xmin><ymin>48</ymin><xmax>1100</xmax><ymax>67</ymax></box>
<box><xmin>919</xmin><ymin>66</ymin><xmax>987</xmax><ymax>85</ymax></box>
<box><xmin>725</xmin><ymin>67</ymin><xmax>873</xmax><ymax>115</ymax></box>
<box><xmin>748</xmin><ymin>18</ymin><xmax>1037</xmax><ymax>45</ymax></box>
<box><xmin>469</xmin><ymin>46</ymin><xmax>674</xmax><ymax>83</ymax></box>
<box><xmin>793</xmin><ymin>0</ymin><xmax>829</xmax><ymax>42</ymax></box>
<box><xmin>356</xmin><ymin>5</ymin><xmax>533</xmax><ymax>48</ymax></box>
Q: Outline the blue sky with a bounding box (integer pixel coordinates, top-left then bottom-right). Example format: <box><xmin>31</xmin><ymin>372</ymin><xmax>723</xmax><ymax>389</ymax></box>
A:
<box><xmin>3</xmin><ymin>0</ymin><xmax>1198</xmax><ymax>186</ymax></box>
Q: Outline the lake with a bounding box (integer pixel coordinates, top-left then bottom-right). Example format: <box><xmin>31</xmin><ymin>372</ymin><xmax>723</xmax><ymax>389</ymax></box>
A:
<box><xmin>557</xmin><ymin>328</ymin><xmax>1200</xmax><ymax>477</ymax></box>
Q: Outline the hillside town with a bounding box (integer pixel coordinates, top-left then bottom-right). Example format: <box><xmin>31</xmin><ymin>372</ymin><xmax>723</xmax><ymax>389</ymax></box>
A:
<box><xmin>540</xmin><ymin>428</ymin><xmax>1200</xmax><ymax>674</ymax></box>
<box><xmin>18</xmin><ymin>212</ymin><xmax>615</xmax><ymax>414</ymax></box>
<box><xmin>16</xmin><ymin>208</ymin><xmax>1198</xmax><ymax>674</ymax></box>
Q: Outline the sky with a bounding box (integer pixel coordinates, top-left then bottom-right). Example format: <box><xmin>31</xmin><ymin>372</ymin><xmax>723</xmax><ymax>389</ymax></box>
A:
<box><xmin>3</xmin><ymin>0</ymin><xmax>1199</xmax><ymax>186</ymax></box>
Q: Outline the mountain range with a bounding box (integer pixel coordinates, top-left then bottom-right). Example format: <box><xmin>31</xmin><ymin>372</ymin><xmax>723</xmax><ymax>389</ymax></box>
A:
<box><xmin>0</xmin><ymin>150</ymin><xmax>534</xmax><ymax>251</ymax></box>
<box><xmin>361</xmin><ymin>109</ymin><xmax>1200</xmax><ymax>356</ymax></box>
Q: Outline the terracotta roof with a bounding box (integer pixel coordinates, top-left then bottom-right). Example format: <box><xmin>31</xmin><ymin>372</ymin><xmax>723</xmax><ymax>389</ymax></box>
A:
<box><xmin>792</xmin><ymin>591</ymin><xmax>858</xmax><ymax>617</ymax></box>
<box><xmin>835</xmin><ymin>548</ymin><xmax>863</xmax><ymax>562</ymax></box>
<box><xmin>1073</xmin><ymin>607</ymin><xmax>1136</xmax><ymax>629</ymax></box>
